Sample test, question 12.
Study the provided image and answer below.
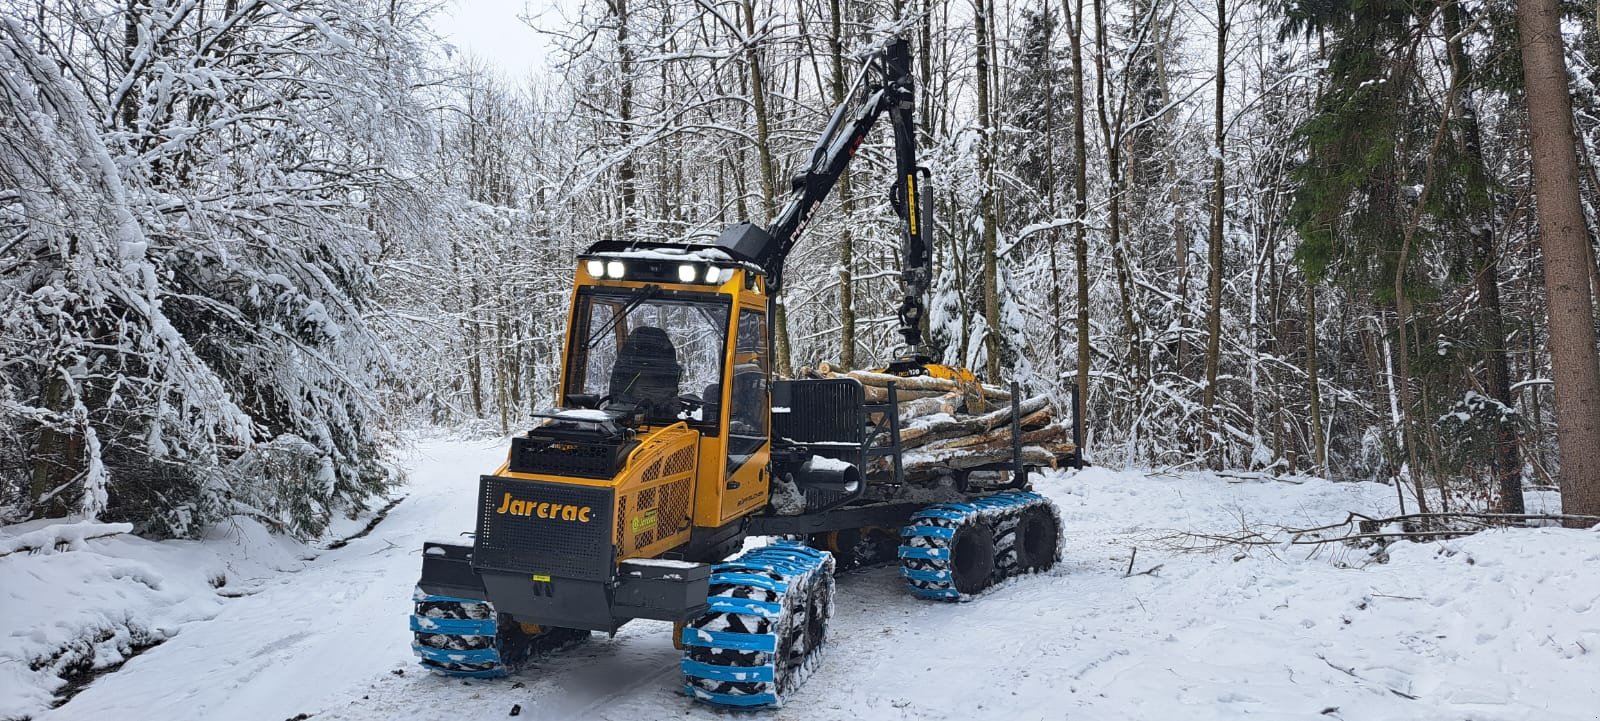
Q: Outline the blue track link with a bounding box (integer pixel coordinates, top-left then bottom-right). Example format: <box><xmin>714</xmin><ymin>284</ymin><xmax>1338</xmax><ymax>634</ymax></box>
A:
<box><xmin>680</xmin><ymin>540</ymin><xmax>835</xmax><ymax>709</ymax></box>
<box><xmin>897</xmin><ymin>490</ymin><xmax>1057</xmax><ymax>600</ymax></box>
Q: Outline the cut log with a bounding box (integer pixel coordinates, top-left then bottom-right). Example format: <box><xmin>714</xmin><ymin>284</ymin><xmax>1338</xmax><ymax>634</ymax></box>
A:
<box><xmin>897</xmin><ymin>414</ymin><xmax>989</xmax><ymax>446</ymax></box>
<box><xmin>1017</xmin><ymin>407</ymin><xmax>1054</xmax><ymax>430</ymax></box>
<box><xmin>891</xmin><ymin>396</ymin><xmax>1051</xmax><ymax>447</ymax></box>
<box><xmin>898</xmin><ymin>391</ymin><xmax>962</xmax><ymax>419</ymax></box>
<box><xmin>847</xmin><ymin>370</ymin><xmax>1013</xmax><ymax>402</ymax></box>
<box><xmin>920</xmin><ymin>424</ymin><xmax>1067</xmax><ymax>452</ymax></box>
<box><xmin>903</xmin><ymin>445</ymin><xmax>1060</xmax><ymax>473</ymax></box>
<box><xmin>969</xmin><ymin>395</ymin><xmax>1051</xmax><ymax>431</ymax></box>
<box><xmin>864</xmin><ymin>384</ymin><xmax>949</xmax><ymax>404</ymax></box>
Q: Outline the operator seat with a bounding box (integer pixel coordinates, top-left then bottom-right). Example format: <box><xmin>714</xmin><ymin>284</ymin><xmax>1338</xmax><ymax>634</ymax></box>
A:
<box><xmin>608</xmin><ymin>326</ymin><xmax>682</xmax><ymax>414</ymax></box>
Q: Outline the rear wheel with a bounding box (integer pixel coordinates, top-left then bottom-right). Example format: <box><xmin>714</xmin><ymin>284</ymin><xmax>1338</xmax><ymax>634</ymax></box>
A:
<box><xmin>898</xmin><ymin>491</ymin><xmax>1058</xmax><ymax>600</ymax></box>
<box><xmin>1014</xmin><ymin>505</ymin><xmax>1060</xmax><ymax>572</ymax></box>
<box><xmin>948</xmin><ymin>523</ymin><xmax>996</xmax><ymax>595</ymax></box>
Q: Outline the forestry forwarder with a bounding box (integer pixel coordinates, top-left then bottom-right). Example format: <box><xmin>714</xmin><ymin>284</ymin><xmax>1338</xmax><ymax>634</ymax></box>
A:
<box><xmin>409</xmin><ymin>37</ymin><xmax>1082</xmax><ymax>708</ymax></box>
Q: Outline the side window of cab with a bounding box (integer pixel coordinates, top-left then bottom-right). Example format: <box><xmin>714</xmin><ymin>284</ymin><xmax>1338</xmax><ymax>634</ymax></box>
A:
<box><xmin>726</xmin><ymin>309</ymin><xmax>768</xmax><ymax>473</ymax></box>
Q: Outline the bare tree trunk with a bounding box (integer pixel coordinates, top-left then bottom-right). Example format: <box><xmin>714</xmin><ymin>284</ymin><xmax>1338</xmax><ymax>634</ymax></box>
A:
<box><xmin>976</xmin><ymin>0</ymin><xmax>1003</xmax><ymax>381</ymax></box>
<box><xmin>1044</xmin><ymin>0</ymin><xmax>1062</xmax><ymax>365</ymax></box>
<box><xmin>1202</xmin><ymin>0</ymin><xmax>1226</xmax><ymax>466</ymax></box>
<box><xmin>468</xmin><ymin>277</ymin><xmax>483</xmax><ymax>417</ymax></box>
<box><xmin>609</xmin><ymin>0</ymin><xmax>636</xmax><ymax>230</ymax></box>
<box><xmin>1444</xmin><ymin>0</ymin><xmax>1523</xmax><ymax>513</ymax></box>
<box><xmin>1394</xmin><ymin>40</ymin><xmax>1467</xmax><ymax>515</ymax></box>
<box><xmin>29</xmin><ymin>375</ymin><xmax>72</xmax><ymax>517</ymax></box>
<box><xmin>828</xmin><ymin>0</ymin><xmax>855</xmax><ymax>369</ymax></box>
<box><xmin>1518</xmin><ymin>0</ymin><xmax>1600</xmax><ymax>520</ymax></box>
<box><xmin>1068</xmin><ymin>0</ymin><xmax>1090</xmax><ymax>435</ymax></box>
<box><xmin>1306</xmin><ymin>281</ymin><xmax>1327</xmax><ymax>469</ymax></box>
<box><xmin>740</xmin><ymin>0</ymin><xmax>791</xmax><ymax>376</ymax></box>
<box><xmin>1093</xmin><ymin>0</ymin><xmax>1147</xmax><ymax>400</ymax></box>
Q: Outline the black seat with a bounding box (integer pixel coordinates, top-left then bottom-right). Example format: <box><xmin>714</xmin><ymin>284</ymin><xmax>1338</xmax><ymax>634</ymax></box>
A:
<box><xmin>608</xmin><ymin>327</ymin><xmax>681</xmax><ymax>414</ymax></box>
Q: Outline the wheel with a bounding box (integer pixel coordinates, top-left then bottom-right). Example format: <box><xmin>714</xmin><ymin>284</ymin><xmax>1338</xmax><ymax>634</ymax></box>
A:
<box><xmin>797</xmin><ymin>566</ymin><xmax>833</xmax><ymax>664</ymax></box>
<box><xmin>811</xmin><ymin>527</ymin><xmax>899</xmax><ymax>570</ymax></box>
<box><xmin>684</xmin><ymin>571</ymin><xmax>784</xmax><ymax>699</ymax></box>
<box><xmin>410</xmin><ymin>592</ymin><xmax>589</xmax><ymax>677</ymax></box>
<box><xmin>1013</xmin><ymin>505</ymin><xmax>1060</xmax><ymax>573</ymax></box>
<box><xmin>681</xmin><ymin>541</ymin><xmax>834</xmax><ymax>708</ymax></box>
<box><xmin>948</xmin><ymin>522</ymin><xmax>997</xmax><ymax>595</ymax></box>
<box><xmin>412</xmin><ymin>597</ymin><xmax>499</xmax><ymax>674</ymax></box>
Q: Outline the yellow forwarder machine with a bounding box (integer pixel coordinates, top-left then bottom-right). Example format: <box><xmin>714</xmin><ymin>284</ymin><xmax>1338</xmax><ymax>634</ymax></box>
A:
<box><xmin>409</xmin><ymin>37</ymin><xmax>1080</xmax><ymax>708</ymax></box>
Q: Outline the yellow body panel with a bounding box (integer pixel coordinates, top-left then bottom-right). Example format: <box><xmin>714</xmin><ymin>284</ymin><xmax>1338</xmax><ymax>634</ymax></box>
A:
<box><xmin>497</xmin><ymin>422</ymin><xmax>699</xmax><ymax>560</ymax></box>
<box><xmin>610</xmin><ymin>423</ymin><xmax>699</xmax><ymax>559</ymax></box>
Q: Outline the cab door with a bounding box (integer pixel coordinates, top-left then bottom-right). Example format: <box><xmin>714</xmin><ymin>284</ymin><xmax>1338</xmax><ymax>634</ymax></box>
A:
<box><xmin>717</xmin><ymin>306</ymin><xmax>771</xmax><ymax>520</ymax></box>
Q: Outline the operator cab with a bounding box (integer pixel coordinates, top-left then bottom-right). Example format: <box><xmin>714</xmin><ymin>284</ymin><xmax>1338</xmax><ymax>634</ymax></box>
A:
<box><xmin>560</xmin><ymin>239</ymin><xmax>775</xmax><ymax>521</ymax></box>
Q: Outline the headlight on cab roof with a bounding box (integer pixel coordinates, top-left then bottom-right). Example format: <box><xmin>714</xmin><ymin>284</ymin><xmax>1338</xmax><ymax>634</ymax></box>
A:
<box><xmin>585</xmin><ymin>259</ymin><xmax>605</xmax><ymax>277</ymax></box>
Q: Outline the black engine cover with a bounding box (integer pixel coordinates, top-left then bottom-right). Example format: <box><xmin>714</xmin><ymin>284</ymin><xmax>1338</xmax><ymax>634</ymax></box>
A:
<box><xmin>473</xmin><ymin>475</ymin><xmax>614</xmax><ymax>582</ymax></box>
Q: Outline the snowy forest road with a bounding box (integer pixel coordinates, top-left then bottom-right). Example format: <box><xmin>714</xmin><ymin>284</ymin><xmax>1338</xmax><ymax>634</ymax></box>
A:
<box><xmin>41</xmin><ymin>438</ymin><xmax>1600</xmax><ymax>721</ymax></box>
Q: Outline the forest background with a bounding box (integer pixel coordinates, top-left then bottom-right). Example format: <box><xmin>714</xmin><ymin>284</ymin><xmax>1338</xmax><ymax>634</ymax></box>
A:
<box><xmin>3</xmin><ymin>0</ymin><xmax>1598</xmax><ymax>538</ymax></box>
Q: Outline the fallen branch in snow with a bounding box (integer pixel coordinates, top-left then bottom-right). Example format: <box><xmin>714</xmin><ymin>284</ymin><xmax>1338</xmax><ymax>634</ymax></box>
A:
<box><xmin>1152</xmin><ymin>509</ymin><xmax>1600</xmax><ymax>557</ymax></box>
<box><xmin>0</xmin><ymin>521</ymin><xmax>134</xmax><ymax>557</ymax></box>
<box><xmin>1316</xmin><ymin>653</ymin><xmax>1419</xmax><ymax>700</ymax></box>
<box><xmin>1121</xmin><ymin>548</ymin><xmax>1163</xmax><ymax>577</ymax></box>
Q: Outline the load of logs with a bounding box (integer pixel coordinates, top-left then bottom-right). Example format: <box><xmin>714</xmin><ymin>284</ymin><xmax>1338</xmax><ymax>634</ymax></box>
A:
<box><xmin>797</xmin><ymin>362</ymin><xmax>1077</xmax><ymax>482</ymax></box>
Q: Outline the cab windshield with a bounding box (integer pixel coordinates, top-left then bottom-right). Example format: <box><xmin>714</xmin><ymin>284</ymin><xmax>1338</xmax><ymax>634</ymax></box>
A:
<box><xmin>564</xmin><ymin>288</ymin><xmax>730</xmax><ymax>427</ymax></box>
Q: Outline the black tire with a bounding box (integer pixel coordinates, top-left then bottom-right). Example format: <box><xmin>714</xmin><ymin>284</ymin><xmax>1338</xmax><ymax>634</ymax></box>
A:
<box><xmin>813</xmin><ymin>527</ymin><xmax>899</xmax><ymax>570</ymax></box>
<box><xmin>497</xmin><ymin>618</ymin><xmax>590</xmax><ymax>668</ymax></box>
<box><xmin>1014</xmin><ymin>505</ymin><xmax>1060</xmax><ymax>573</ymax></box>
<box><xmin>949</xmin><ymin>522</ymin><xmax>997</xmax><ymax>595</ymax></box>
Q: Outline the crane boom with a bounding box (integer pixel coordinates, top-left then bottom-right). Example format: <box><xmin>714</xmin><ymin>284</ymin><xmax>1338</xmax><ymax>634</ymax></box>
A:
<box><xmin>714</xmin><ymin>37</ymin><xmax>933</xmax><ymax>361</ymax></box>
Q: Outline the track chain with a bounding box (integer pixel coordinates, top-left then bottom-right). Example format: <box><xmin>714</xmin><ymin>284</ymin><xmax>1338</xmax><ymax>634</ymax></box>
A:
<box><xmin>680</xmin><ymin>541</ymin><xmax>836</xmax><ymax>708</ymax></box>
<box><xmin>898</xmin><ymin>491</ymin><xmax>1061</xmax><ymax>600</ymax></box>
<box><xmin>410</xmin><ymin>590</ymin><xmax>589</xmax><ymax>677</ymax></box>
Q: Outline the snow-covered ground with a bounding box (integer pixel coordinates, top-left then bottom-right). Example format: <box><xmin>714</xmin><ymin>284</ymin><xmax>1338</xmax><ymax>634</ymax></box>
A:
<box><xmin>6</xmin><ymin>436</ymin><xmax>1598</xmax><ymax>721</ymax></box>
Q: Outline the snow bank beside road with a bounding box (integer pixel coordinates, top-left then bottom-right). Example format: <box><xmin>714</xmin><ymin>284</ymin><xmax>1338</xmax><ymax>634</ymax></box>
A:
<box><xmin>1</xmin><ymin>516</ymin><xmax>313</xmax><ymax>720</ymax></box>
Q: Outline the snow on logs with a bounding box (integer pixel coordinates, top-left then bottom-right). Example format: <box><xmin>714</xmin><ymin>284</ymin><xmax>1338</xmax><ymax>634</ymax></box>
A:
<box><xmin>795</xmin><ymin>364</ymin><xmax>1075</xmax><ymax>480</ymax></box>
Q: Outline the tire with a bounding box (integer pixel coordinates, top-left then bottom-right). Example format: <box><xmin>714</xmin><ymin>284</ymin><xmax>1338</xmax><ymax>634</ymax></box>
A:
<box><xmin>1013</xmin><ymin>505</ymin><xmax>1060</xmax><ymax>573</ymax></box>
<box><xmin>799</xmin><ymin>568</ymin><xmax>833</xmax><ymax>660</ymax></box>
<box><xmin>812</xmin><ymin>527</ymin><xmax>899</xmax><ymax>570</ymax></box>
<box><xmin>948</xmin><ymin>522</ymin><xmax>997</xmax><ymax>595</ymax></box>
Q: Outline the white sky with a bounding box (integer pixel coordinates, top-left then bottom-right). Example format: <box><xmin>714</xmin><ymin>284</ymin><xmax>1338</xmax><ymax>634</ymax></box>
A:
<box><xmin>430</xmin><ymin>0</ymin><xmax>576</xmax><ymax>78</ymax></box>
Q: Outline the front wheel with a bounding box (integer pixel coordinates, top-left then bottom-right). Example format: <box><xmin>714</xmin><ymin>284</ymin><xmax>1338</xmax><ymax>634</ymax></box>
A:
<box><xmin>681</xmin><ymin>541</ymin><xmax>835</xmax><ymax>708</ymax></box>
<box><xmin>410</xmin><ymin>591</ymin><xmax>589</xmax><ymax>677</ymax></box>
